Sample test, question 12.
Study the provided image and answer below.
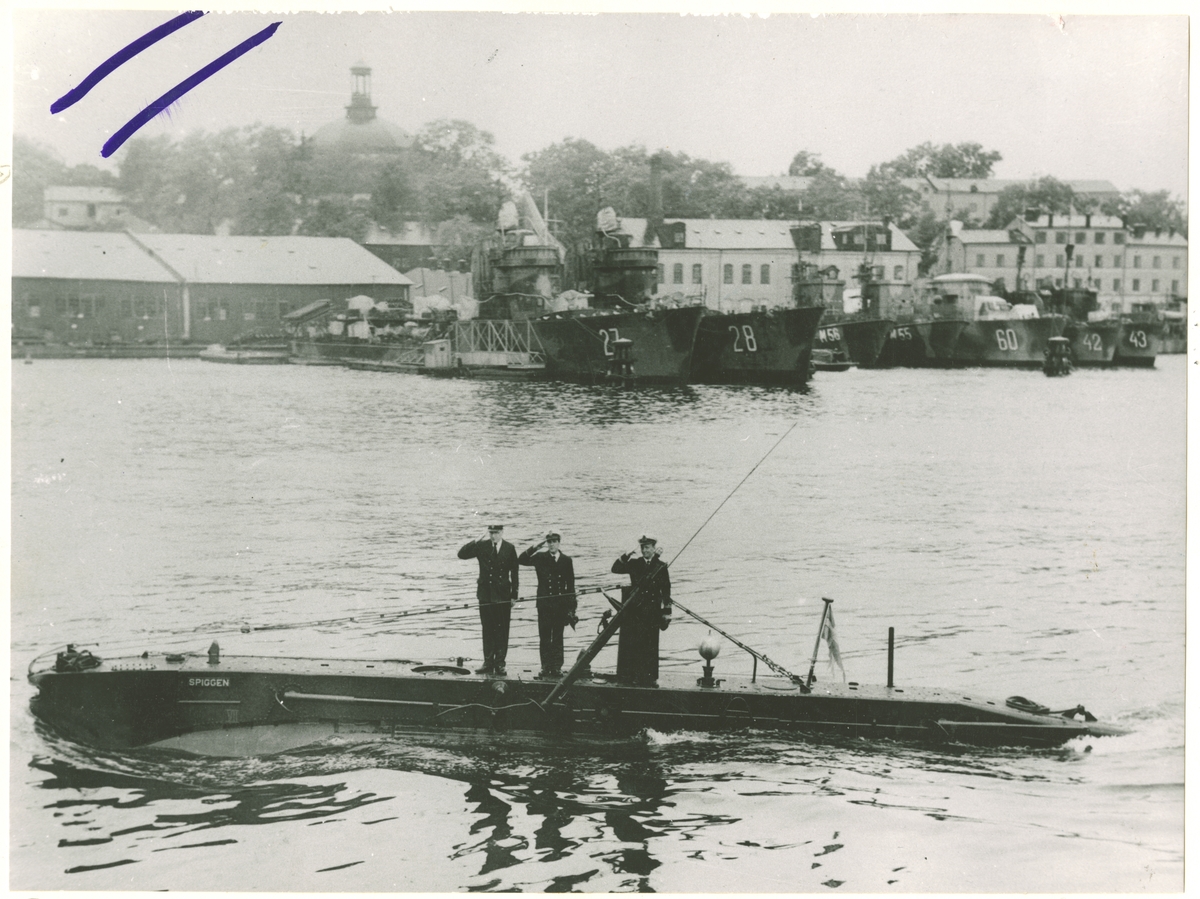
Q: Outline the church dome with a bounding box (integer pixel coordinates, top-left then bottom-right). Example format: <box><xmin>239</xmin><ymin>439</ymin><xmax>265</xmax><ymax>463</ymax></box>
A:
<box><xmin>310</xmin><ymin>63</ymin><xmax>412</xmax><ymax>154</ymax></box>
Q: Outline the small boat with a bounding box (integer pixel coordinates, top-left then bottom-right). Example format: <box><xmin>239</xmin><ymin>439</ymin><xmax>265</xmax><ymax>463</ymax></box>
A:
<box><xmin>1042</xmin><ymin>336</ymin><xmax>1073</xmax><ymax>376</ymax></box>
<box><xmin>199</xmin><ymin>344</ymin><xmax>291</xmax><ymax>365</ymax></box>
<box><xmin>27</xmin><ymin>597</ymin><xmax>1126</xmax><ymax>758</ymax></box>
<box><xmin>810</xmin><ymin>348</ymin><xmax>855</xmax><ymax>372</ymax></box>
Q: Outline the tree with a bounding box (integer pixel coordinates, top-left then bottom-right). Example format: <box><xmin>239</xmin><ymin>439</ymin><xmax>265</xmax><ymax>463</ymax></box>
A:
<box><xmin>295</xmin><ymin>197</ymin><xmax>371</xmax><ymax>241</ymax></box>
<box><xmin>905</xmin><ymin>208</ymin><xmax>949</xmax><ymax>276</ymax></box>
<box><xmin>432</xmin><ymin>215</ymin><xmax>488</xmax><ymax>269</ymax></box>
<box><xmin>234</xmin><ymin>125</ymin><xmax>302</xmax><ymax>236</ymax></box>
<box><xmin>117</xmin><ymin>128</ymin><xmax>254</xmax><ymax>233</ymax></box>
<box><xmin>14</xmin><ymin>135</ymin><xmax>122</xmax><ymax>226</ymax></box>
<box><xmin>522</xmin><ymin>142</ymin><xmax>763</xmax><ymax>246</ymax></box>
<box><xmin>798</xmin><ymin>169</ymin><xmax>861</xmax><ymax>220</ymax></box>
<box><xmin>860</xmin><ymin>165</ymin><xmax>922</xmax><ymax>223</ymax></box>
<box><xmin>411</xmin><ymin>119</ymin><xmax>511</xmax><ymax>225</ymax></box>
<box><xmin>13</xmin><ymin>136</ymin><xmax>66</xmax><ymax>225</ymax></box>
<box><xmin>369</xmin><ymin>160</ymin><xmax>417</xmax><ymax>232</ymax></box>
<box><xmin>521</xmin><ymin>138</ymin><xmax>627</xmax><ymax>244</ymax></box>
<box><xmin>984</xmin><ymin>176</ymin><xmax>1075</xmax><ymax>228</ymax></box>
<box><xmin>787</xmin><ymin>150</ymin><xmax>833</xmax><ymax>177</ymax></box>
<box><xmin>733</xmin><ymin>185</ymin><xmax>804</xmax><ymax>219</ymax></box>
<box><xmin>653</xmin><ymin>150</ymin><xmax>747</xmax><ymax>219</ymax></box>
<box><xmin>877</xmin><ymin>141</ymin><xmax>1002</xmax><ymax>179</ymax></box>
<box><xmin>1101</xmin><ymin>189</ymin><xmax>1187</xmax><ymax>235</ymax></box>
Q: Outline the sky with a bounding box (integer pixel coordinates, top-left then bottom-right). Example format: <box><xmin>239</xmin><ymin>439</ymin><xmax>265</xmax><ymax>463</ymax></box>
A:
<box><xmin>9</xmin><ymin>6</ymin><xmax>1191</xmax><ymax>198</ymax></box>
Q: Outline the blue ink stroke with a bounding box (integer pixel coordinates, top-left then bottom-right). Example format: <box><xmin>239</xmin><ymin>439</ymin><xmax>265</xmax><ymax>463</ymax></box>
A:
<box><xmin>101</xmin><ymin>21</ymin><xmax>281</xmax><ymax>158</ymax></box>
<box><xmin>51</xmin><ymin>11</ymin><xmax>206</xmax><ymax>114</ymax></box>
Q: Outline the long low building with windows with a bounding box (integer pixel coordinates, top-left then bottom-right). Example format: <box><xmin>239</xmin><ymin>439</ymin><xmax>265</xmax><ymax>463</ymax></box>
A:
<box><xmin>12</xmin><ymin>229</ymin><xmax>412</xmax><ymax>346</ymax></box>
<box><xmin>614</xmin><ymin>217</ymin><xmax>921</xmax><ymax>310</ymax></box>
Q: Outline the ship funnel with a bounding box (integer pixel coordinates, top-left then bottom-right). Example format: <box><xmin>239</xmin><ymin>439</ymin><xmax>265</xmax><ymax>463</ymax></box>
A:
<box><xmin>647</xmin><ymin>152</ymin><xmax>665</xmax><ymax>247</ymax></box>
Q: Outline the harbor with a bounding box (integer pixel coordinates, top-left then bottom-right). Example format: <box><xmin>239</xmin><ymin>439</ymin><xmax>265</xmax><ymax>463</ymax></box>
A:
<box><xmin>15</xmin><ymin>204</ymin><xmax>1178</xmax><ymax>380</ymax></box>
<box><xmin>10</xmin><ymin>355</ymin><xmax>1184</xmax><ymax>891</ymax></box>
<box><xmin>10</xmin><ymin>9</ymin><xmax>1185</xmax><ymax>895</ymax></box>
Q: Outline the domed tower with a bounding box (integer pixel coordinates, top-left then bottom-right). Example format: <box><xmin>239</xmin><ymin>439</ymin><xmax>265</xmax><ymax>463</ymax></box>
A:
<box><xmin>310</xmin><ymin>62</ymin><xmax>413</xmax><ymax>155</ymax></box>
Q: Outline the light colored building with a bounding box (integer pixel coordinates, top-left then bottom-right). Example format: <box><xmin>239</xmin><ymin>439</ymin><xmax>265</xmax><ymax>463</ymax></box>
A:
<box><xmin>614</xmin><ymin>217</ymin><xmax>920</xmax><ymax>311</ymax></box>
<box><xmin>937</xmin><ymin>213</ymin><xmax>1187</xmax><ymax>312</ymax></box>
<box><xmin>939</xmin><ymin>224</ymin><xmax>1033</xmax><ymax>293</ymax></box>
<box><xmin>1119</xmin><ymin>228</ymin><xmax>1188</xmax><ymax>310</ymax></box>
<box><xmin>904</xmin><ymin>177</ymin><xmax>1120</xmax><ymax>223</ymax></box>
<box><xmin>43</xmin><ymin>186</ymin><xmax>131</xmax><ymax>228</ymax></box>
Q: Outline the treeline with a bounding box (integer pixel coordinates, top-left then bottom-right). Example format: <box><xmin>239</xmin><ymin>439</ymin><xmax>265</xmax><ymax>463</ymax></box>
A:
<box><xmin>15</xmin><ymin>128</ymin><xmax>1186</xmax><ymax>274</ymax></box>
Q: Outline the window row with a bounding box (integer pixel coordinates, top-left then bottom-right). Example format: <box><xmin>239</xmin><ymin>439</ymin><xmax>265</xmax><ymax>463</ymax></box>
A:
<box><xmin>24</xmin><ymin>296</ymin><xmax>296</xmax><ymax>321</ymax></box>
<box><xmin>659</xmin><ymin>262</ymin><xmax>909</xmax><ymax>286</ymax></box>
<box><xmin>1044</xmin><ymin>231</ymin><xmax>1125</xmax><ymax>245</ymax></box>
<box><xmin>659</xmin><ymin>263</ymin><xmax>774</xmax><ymax>285</ymax></box>
<box><xmin>1102</xmin><ymin>279</ymin><xmax>1179</xmax><ymax>293</ymax></box>
<box><xmin>980</xmin><ymin>252</ymin><xmax>1185</xmax><ymax>272</ymax></box>
<box><xmin>195</xmin><ymin>299</ymin><xmax>291</xmax><ymax>321</ymax></box>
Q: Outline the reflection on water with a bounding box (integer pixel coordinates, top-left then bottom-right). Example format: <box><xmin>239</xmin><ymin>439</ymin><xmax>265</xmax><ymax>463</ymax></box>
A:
<box><xmin>21</xmin><ymin>716</ymin><xmax>1176</xmax><ymax>891</ymax></box>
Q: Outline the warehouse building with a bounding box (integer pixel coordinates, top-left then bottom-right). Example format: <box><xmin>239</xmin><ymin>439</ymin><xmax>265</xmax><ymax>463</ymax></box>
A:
<box><xmin>12</xmin><ymin>229</ymin><xmax>412</xmax><ymax>346</ymax></box>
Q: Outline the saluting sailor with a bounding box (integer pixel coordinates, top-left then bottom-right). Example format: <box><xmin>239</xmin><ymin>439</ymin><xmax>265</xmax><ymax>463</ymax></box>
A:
<box><xmin>518</xmin><ymin>531</ymin><xmax>578</xmax><ymax>678</ymax></box>
<box><xmin>458</xmin><ymin>524</ymin><xmax>519</xmax><ymax>675</ymax></box>
<box><xmin>611</xmin><ymin>536</ymin><xmax>672</xmax><ymax>686</ymax></box>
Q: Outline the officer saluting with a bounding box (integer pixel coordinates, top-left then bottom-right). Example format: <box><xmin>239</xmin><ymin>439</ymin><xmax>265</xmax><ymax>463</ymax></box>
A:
<box><xmin>611</xmin><ymin>536</ymin><xmax>672</xmax><ymax>686</ymax></box>
<box><xmin>518</xmin><ymin>531</ymin><xmax>578</xmax><ymax>678</ymax></box>
<box><xmin>458</xmin><ymin>524</ymin><xmax>519</xmax><ymax>675</ymax></box>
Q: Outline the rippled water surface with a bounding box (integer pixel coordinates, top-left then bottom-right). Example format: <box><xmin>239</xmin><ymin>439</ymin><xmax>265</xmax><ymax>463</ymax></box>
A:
<box><xmin>10</xmin><ymin>358</ymin><xmax>1185</xmax><ymax>891</ymax></box>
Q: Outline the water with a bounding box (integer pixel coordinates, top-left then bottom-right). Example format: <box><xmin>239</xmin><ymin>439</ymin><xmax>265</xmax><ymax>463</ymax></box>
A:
<box><xmin>9</xmin><ymin>358</ymin><xmax>1185</xmax><ymax>891</ymax></box>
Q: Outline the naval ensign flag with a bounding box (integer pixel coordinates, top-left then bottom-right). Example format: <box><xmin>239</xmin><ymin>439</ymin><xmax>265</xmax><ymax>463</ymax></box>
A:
<box><xmin>823</xmin><ymin>606</ymin><xmax>846</xmax><ymax>682</ymax></box>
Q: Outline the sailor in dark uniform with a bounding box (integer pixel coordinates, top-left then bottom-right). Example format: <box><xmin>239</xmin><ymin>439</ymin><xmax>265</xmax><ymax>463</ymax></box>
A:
<box><xmin>518</xmin><ymin>531</ymin><xmax>578</xmax><ymax>678</ymax></box>
<box><xmin>611</xmin><ymin>536</ymin><xmax>672</xmax><ymax>686</ymax></box>
<box><xmin>458</xmin><ymin>524</ymin><xmax>519</xmax><ymax>675</ymax></box>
